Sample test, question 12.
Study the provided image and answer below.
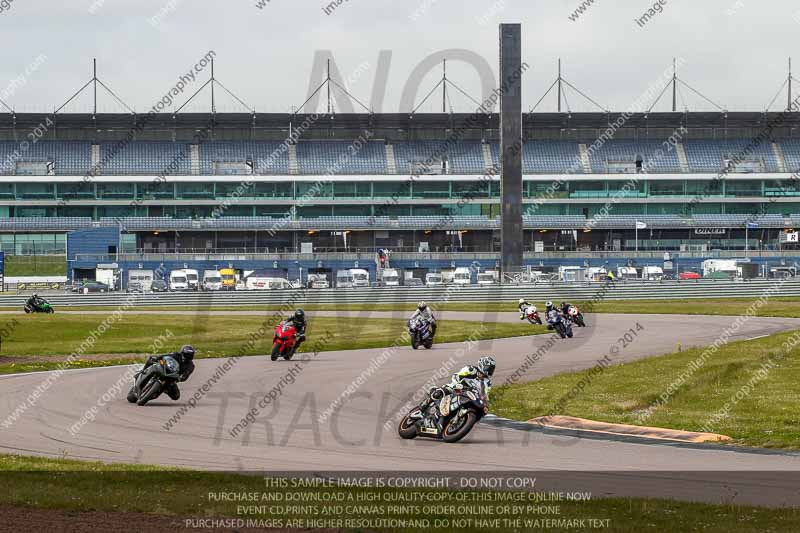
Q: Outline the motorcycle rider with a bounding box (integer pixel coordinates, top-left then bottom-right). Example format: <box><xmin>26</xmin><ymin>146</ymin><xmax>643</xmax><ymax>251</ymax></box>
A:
<box><xmin>544</xmin><ymin>301</ymin><xmax>560</xmax><ymax>330</ymax></box>
<box><xmin>26</xmin><ymin>293</ymin><xmax>45</xmax><ymax>309</ymax></box>
<box><xmin>560</xmin><ymin>301</ymin><xmax>574</xmax><ymax>316</ymax></box>
<box><xmin>518</xmin><ymin>298</ymin><xmax>533</xmax><ymax>320</ymax></box>
<box><xmin>134</xmin><ymin>344</ymin><xmax>196</xmax><ymax>401</ymax></box>
<box><xmin>410</xmin><ymin>301</ymin><xmax>437</xmax><ymax>336</ymax></box>
<box><xmin>283</xmin><ymin>309</ymin><xmax>307</xmax><ymax>348</ymax></box>
<box><xmin>421</xmin><ymin>356</ymin><xmax>496</xmax><ymax>433</ymax></box>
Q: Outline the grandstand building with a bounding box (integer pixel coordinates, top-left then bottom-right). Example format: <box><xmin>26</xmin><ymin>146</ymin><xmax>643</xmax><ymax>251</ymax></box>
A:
<box><xmin>2</xmin><ymin>111</ymin><xmax>800</xmax><ymax>280</ymax></box>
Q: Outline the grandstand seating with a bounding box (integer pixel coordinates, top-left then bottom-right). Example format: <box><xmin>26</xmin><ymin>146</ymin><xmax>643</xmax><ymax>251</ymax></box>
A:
<box><xmin>1</xmin><ymin>139</ymin><xmax>799</xmax><ymax>176</ymax></box>
<box><xmin>0</xmin><ymin>141</ymin><xmax>92</xmax><ymax>176</ymax></box>
<box><xmin>296</xmin><ymin>141</ymin><xmax>387</xmax><ymax>174</ymax></box>
<box><xmin>684</xmin><ymin>140</ymin><xmax>779</xmax><ymax>173</ymax></box>
<box><xmin>200</xmin><ymin>141</ymin><xmax>289</xmax><ymax>175</ymax></box>
<box><xmin>588</xmin><ymin>140</ymin><xmax>682</xmax><ymax>173</ymax></box>
<box><xmin>98</xmin><ymin>142</ymin><xmax>191</xmax><ymax>175</ymax></box>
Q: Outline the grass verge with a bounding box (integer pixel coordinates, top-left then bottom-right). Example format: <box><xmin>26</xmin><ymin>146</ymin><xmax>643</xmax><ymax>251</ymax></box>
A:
<box><xmin>10</xmin><ymin>296</ymin><xmax>800</xmax><ymax>317</ymax></box>
<box><xmin>492</xmin><ymin>330</ymin><xmax>800</xmax><ymax>449</ymax></box>
<box><xmin>1</xmin><ymin>454</ymin><xmax>798</xmax><ymax>533</ymax></box>
<box><xmin>0</xmin><ymin>314</ymin><xmax>542</xmax><ymax>374</ymax></box>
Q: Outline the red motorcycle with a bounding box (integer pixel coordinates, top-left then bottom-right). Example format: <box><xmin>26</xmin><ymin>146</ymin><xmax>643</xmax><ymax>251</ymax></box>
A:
<box><xmin>522</xmin><ymin>305</ymin><xmax>542</xmax><ymax>325</ymax></box>
<box><xmin>271</xmin><ymin>322</ymin><xmax>299</xmax><ymax>361</ymax></box>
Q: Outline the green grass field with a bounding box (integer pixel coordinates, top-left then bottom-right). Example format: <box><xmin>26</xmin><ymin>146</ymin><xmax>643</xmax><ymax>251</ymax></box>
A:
<box><xmin>2</xmin><ymin>454</ymin><xmax>798</xmax><ymax>533</ymax></box>
<box><xmin>492</xmin><ymin>330</ymin><xmax>800</xmax><ymax>449</ymax></box>
<box><xmin>0</xmin><ymin>314</ymin><xmax>542</xmax><ymax>374</ymax></box>
<box><xmin>11</xmin><ymin>295</ymin><xmax>800</xmax><ymax>317</ymax></box>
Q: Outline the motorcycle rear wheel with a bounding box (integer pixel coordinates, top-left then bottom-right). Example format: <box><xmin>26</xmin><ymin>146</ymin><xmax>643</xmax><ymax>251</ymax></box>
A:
<box><xmin>442</xmin><ymin>411</ymin><xmax>479</xmax><ymax>443</ymax></box>
<box><xmin>424</xmin><ymin>340</ymin><xmax>433</xmax><ymax>349</ymax></box>
<box><xmin>556</xmin><ymin>325</ymin><xmax>566</xmax><ymax>339</ymax></box>
<box><xmin>284</xmin><ymin>345</ymin><xmax>297</xmax><ymax>360</ymax></box>
<box><xmin>398</xmin><ymin>410</ymin><xmax>420</xmax><ymax>439</ymax></box>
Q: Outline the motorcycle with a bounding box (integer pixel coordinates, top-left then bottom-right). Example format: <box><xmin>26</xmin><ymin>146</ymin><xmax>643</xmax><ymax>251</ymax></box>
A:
<box><xmin>547</xmin><ymin>309</ymin><xmax>573</xmax><ymax>339</ymax></box>
<box><xmin>566</xmin><ymin>305</ymin><xmax>586</xmax><ymax>327</ymax></box>
<box><xmin>398</xmin><ymin>379</ymin><xmax>488</xmax><ymax>443</ymax></box>
<box><xmin>127</xmin><ymin>355</ymin><xmax>181</xmax><ymax>406</ymax></box>
<box><xmin>408</xmin><ymin>317</ymin><xmax>434</xmax><ymax>350</ymax></box>
<box><xmin>24</xmin><ymin>297</ymin><xmax>54</xmax><ymax>314</ymax></box>
<box><xmin>271</xmin><ymin>321</ymin><xmax>299</xmax><ymax>361</ymax></box>
<box><xmin>521</xmin><ymin>305</ymin><xmax>542</xmax><ymax>325</ymax></box>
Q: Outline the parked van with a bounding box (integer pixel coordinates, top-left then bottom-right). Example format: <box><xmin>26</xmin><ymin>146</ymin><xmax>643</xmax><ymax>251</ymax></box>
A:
<box><xmin>169</xmin><ymin>269</ymin><xmax>189</xmax><ymax>291</ymax></box>
<box><xmin>336</xmin><ymin>269</ymin><xmax>355</xmax><ymax>288</ymax></box>
<box><xmin>616</xmin><ymin>266</ymin><xmax>638</xmax><ymax>280</ymax></box>
<box><xmin>184</xmin><ymin>269</ymin><xmax>199</xmax><ymax>290</ymax></box>
<box><xmin>351</xmin><ymin>268</ymin><xmax>370</xmax><ymax>287</ymax></box>
<box><xmin>127</xmin><ymin>269</ymin><xmax>154</xmax><ymax>292</ymax></box>
<box><xmin>425</xmin><ymin>272</ymin><xmax>444</xmax><ymax>286</ymax></box>
<box><xmin>307</xmin><ymin>273</ymin><xmax>330</xmax><ymax>289</ymax></box>
<box><xmin>641</xmin><ymin>266</ymin><xmax>664</xmax><ymax>281</ymax></box>
<box><xmin>476</xmin><ymin>270</ymin><xmax>499</xmax><ymax>285</ymax></box>
<box><xmin>202</xmin><ymin>270</ymin><xmax>223</xmax><ymax>291</ymax></box>
<box><xmin>246</xmin><ymin>275</ymin><xmax>292</xmax><ymax>290</ymax></box>
<box><xmin>453</xmin><ymin>267</ymin><xmax>472</xmax><ymax>285</ymax></box>
<box><xmin>219</xmin><ymin>268</ymin><xmax>237</xmax><ymax>291</ymax></box>
<box><xmin>382</xmin><ymin>268</ymin><xmax>400</xmax><ymax>286</ymax></box>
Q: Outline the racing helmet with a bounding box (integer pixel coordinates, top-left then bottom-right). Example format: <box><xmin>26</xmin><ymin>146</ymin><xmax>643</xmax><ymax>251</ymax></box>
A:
<box><xmin>477</xmin><ymin>356</ymin><xmax>496</xmax><ymax>377</ymax></box>
<box><xmin>518</xmin><ymin>298</ymin><xmax>526</xmax><ymax>305</ymax></box>
<box><xmin>418</xmin><ymin>301</ymin><xmax>427</xmax><ymax>311</ymax></box>
<box><xmin>545</xmin><ymin>300</ymin><xmax>554</xmax><ymax>309</ymax></box>
<box><xmin>180</xmin><ymin>344</ymin><xmax>196</xmax><ymax>360</ymax></box>
<box><xmin>294</xmin><ymin>309</ymin><xmax>305</xmax><ymax>321</ymax></box>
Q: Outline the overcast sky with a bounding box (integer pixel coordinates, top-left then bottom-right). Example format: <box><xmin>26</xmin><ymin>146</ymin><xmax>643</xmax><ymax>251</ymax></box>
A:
<box><xmin>0</xmin><ymin>0</ymin><xmax>797</xmax><ymax>114</ymax></box>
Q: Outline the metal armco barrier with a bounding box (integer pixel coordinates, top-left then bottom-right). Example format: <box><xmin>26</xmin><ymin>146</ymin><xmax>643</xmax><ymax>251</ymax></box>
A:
<box><xmin>4</xmin><ymin>279</ymin><xmax>800</xmax><ymax>307</ymax></box>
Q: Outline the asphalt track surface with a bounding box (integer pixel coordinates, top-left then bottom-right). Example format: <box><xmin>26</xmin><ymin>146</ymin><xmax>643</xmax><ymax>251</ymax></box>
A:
<box><xmin>2</xmin><ymin>312</ymin><xmax>800</xmax><ymax>507</ymax></box>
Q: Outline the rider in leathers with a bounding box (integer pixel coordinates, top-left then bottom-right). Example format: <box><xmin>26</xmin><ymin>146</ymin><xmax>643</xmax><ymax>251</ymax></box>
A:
<box><xmin>136</xmin><ymin>345</ymin><xmax>196</xmax><ymax>401</ymax></box>
<box><xmin>410</xmin><ymin>301</ymin><xmax>437</xmax><ymax>336</ymax></box>
<box><xmin>283</xmin><ymin>309</ymin><xmax>307</xmax><ymax>349</ymax></box>
<box><xmin>419</xmin><ymin>356</ymin><xmax>496</xmax><ymax>434</ymax></box>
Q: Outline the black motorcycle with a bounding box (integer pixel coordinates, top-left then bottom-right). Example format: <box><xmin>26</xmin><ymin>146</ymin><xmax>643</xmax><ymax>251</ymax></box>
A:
<box><xmin>398</xmin><ymin>379</ymin><xmax>488</xmax><ymax>443</ymax></box>
<box><xmin>547</xmin><ymin>309</ymin><xmax>573</xmax><ymax>339</ymax></box>
<box><xmin>127</xmin><ymin>355</ymin><xmax>181</xmax><ymax>406</ymax></box>
<box><xmin>24</xmin><ymin>297</ymin><xmax>54</xmax><ymax>314</ymax></box>
<box><xmin>408</xmin><ymin>317</ymin><xmax>434</xmax><ymax>350</ymax></box>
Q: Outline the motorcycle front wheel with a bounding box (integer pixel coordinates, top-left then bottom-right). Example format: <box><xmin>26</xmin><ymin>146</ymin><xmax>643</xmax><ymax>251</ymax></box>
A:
<box><xmin>556</xmin><ymin>324</ymin><xmax>566</xmax><ymax>339</ymax></box>
<box><xmin>442</xmin><ymin>410</ymin><xmax>479</xmax><ymax>443</ymax></box>
<box><xmin>398</xmin><ymin>410</ymin><xmax>421</xmax><ymax>439</ymax></box>
<box><xmin>137</xmin><ymin>379</ymin><xmax>162</xmax><ymax>406</ymax></box>
<box><xmin>270</xmin><ymin>343</ymin><xmax>282</xmax><ymax>361</ymax></box>
<box><xmin>126</xmin><ymin>385</ymin><xmax>138</xmax><ymax>403</ymax></box>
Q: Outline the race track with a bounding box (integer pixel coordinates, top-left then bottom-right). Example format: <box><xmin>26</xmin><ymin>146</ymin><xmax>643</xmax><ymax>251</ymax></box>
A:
<box><xmin>2</xmin><ymin>312</ymin><xmax>800</xmax><ymax>507</ymax></box>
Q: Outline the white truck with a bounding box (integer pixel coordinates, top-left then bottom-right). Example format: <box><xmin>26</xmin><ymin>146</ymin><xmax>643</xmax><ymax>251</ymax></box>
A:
<box><xmin>641</xmin><ymin>265</ymin><xmax>664</xmax><ymax>281</ymax></box>
<box><xmin>453</xmin><ymin>267</ymin><xmax>472</xmax><ymax>285</ymax></box>
<box><xmin>169</xmin><ymin>269</ymin><xmax>189</xmax><ymax>291</ymax></box>
<box><xmin>702</xmin><ymin>259</ymin><xmax>738</xmax><ymax>278</ymax></box>
<box><xmin>476</xmin><ymin>270</ymin><xmax>499</xmax><ymax>285</ymax></box>
<box><xmin>336</xmin><ymin>269</ymin><xmax>355</xmax><ymax>288</ymax></box>
<box><xmin>184</xmin><ymin>269</ymin><xmax>199</xmax><ymax>290</ymax></box>
<box><xmin>307</xmin><ymin>273</ymin><xmax>330</xmax><ymax>289</ymax></box>
<box><xmin>382</xmin><ymin>268</ymin><xmax>400</xmax><ymax>286</ymax></box>
<box><xmin>616</xmin><ymin>266</ymin><xmax>638</xmax><ymax>280</ymax></box>
<box><xmin>558</xmin><ymin>266</ymin><xmax>585</xmax><ymax>282</ymax></box>
<box><xmin>127</xmin><ymin>269</ymin><xmax>153</xmax><ymax>292</ymax></box>
<box><xmin>201</xmin><ymin>270</ymin><xmax>223</xmax><ymax>291</ymax></box>
<box><xmin>351</xmin><ymin>268</ymin><xmax>370</xmax><ymax>287</ymax></box>
<box><xmin>425</xmin><ymin>272</ymin><xmax>444</xmax><ymax>286</ymax></box>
